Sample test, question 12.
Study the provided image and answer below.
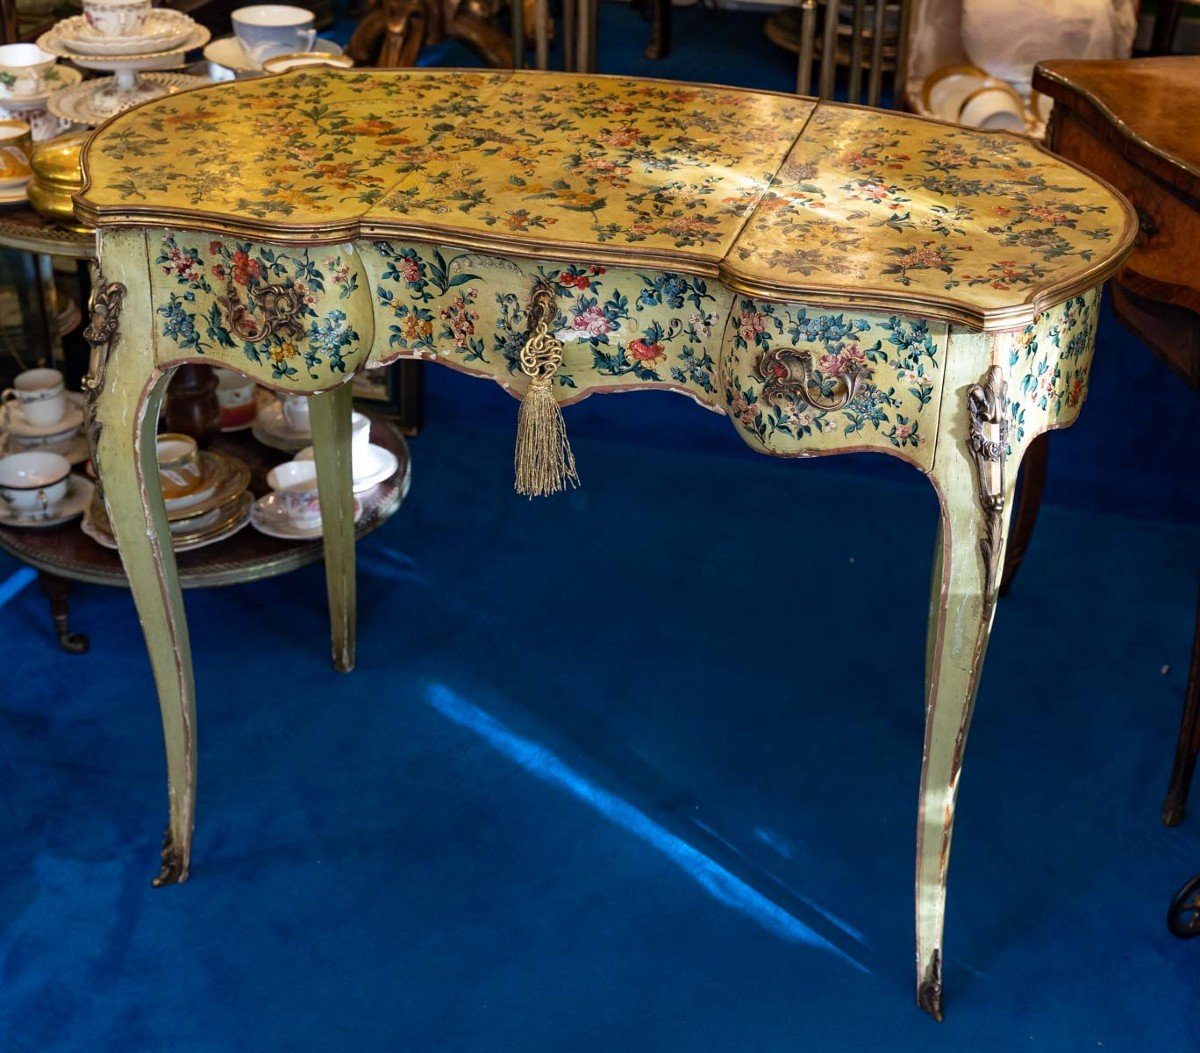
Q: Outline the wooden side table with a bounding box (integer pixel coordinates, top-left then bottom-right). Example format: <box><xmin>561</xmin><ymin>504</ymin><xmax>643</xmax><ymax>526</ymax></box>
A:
<box><xmin>1025</xmin><ymin>57</ymin><xmax>1200</xmax><ymax>827</ymax></box>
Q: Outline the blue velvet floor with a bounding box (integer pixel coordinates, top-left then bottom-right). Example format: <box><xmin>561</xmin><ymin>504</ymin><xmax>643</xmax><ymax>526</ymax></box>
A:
<box><xmin>3</xmin><ymin>6</ymin><xmax>1200</xmax><ymax>1050</ymax></box>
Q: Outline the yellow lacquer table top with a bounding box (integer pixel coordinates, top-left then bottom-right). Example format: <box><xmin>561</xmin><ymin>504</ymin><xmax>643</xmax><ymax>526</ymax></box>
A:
<box><xmin>77</xmin><ymin>68</ymin><xmax>1136</xmax><ymax>329</ymax></box>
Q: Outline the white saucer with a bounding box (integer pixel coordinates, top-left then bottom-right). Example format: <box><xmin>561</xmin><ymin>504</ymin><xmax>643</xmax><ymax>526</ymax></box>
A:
<box><xmin>0</xmin><ymin>64</ymin><xmax>82</xmax><ymax>110</ymax></box>
<box><xmin>6</xmin><ymin>430</ymin><xmax>88</xmax><ymax>465</ymax></box>
<box><xmin>0</xmin><ymin>474</ymin><xmax>92</xmax><ymax>528</ymax></box>
<box><xmin>250</xmin><ymin>492</ymin><xmax>362</xmax><ymax>540</ymax></box>
<box><xmin>256</xmin><ymin>399</ymin><xmax>312</xmax><ymax>442</ymax></box>
<box><xmin>204</xmin><ymin>35</ymin><xmax>343</xmax><ymax>75</ymax></box>
<box><xmin>294</xmin><ymin>442</ymin><xmax>399</xmax><ymax>493</ymax></box>
<box><xmin>4</xmin><ymin>403</ymin><xmax>83</xmax><ymax>440</ymax></box>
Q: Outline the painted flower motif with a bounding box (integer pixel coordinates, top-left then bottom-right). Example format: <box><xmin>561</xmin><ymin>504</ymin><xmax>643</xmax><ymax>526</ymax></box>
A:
<box><xmin>738</xmin><ymin>309</ymin><xmax>766</xmax><ymax>343</ymax></box>
<box><xmin>164</xmin><ymin>245</ymin><xmax>201</xmax><ymax>283</ymax></box>
<box><xmin>626</xmin><ymin>338</ymin><xmax>665</xmax><ymax>367</ymax></box>
<box><xmin>231</xmin><ymin>250</ymin><xmax>262</xmax><ymax>286</ymax></box>
<box><xmin>439</xmin><ymin>290</ymin><xmax>479</xmax><ymax>348</ymax></box>
<box><xmin>572</xmin><ymin>303</ymin><xmax>614</xmax><ymax>337</ymax></box>
<box><xmin>400</xmin><ymin>256</ymin><xmax>423</xmax><ymax>283</ymax></box>
<box><xmin>403</xmin><ymin>313</ymin><xmax>433</xmax><ymax>342</ymax></box>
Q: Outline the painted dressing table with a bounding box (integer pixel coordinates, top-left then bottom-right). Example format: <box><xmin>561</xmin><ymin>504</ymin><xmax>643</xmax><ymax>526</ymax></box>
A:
<box><xmin>72</xmin><ymin>69</ymin><xmax>1135</xmax><ymax>1019</ymax></box>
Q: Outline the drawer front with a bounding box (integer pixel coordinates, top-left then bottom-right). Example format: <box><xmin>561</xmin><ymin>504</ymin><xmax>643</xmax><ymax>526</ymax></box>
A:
<box><xmin>1005</xmin><ymin>287</ymin><xmax>1101</xmax><ymax>460</ymax></box>
<box><xmin>361</xmin><ymin>240</ymin><xmax>734</xmax><ymax>409</ymax></box>
<box><xmin>721</xmin><ymin>295</ymin><xmax>948</xmax><ymax>472</ymax></box>
<box><xmin>149</xmin><ymin>231</ymin><xmax>375</xmax><ymax>389</ymax></box>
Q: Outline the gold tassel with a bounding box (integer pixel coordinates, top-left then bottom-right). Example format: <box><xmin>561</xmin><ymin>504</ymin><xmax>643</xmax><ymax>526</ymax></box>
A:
<box><xmin>514</xmin><ymin>281</ymin><xmax>579</xmax><ymax>497</ymax></box>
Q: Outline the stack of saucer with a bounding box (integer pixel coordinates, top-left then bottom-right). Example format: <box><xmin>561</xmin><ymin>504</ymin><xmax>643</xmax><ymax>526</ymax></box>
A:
<box><xmin>82</xmin><ymin>433</ymin><xmax>254</xmax><ymax>552</ymax></box>
<box><xmin>39</xmin><ymin>0</ymin><xmax>210</xmax><ymax>125</ymax></box>
<box><xmin>1</xmin><ymin>367</ymin><xmax>88</xmax><ymax>465</ymax></box>
<box><xmin>0</xmin><ymin>43</ymin><xmax>80</xmax><ymax>144</ymax></box>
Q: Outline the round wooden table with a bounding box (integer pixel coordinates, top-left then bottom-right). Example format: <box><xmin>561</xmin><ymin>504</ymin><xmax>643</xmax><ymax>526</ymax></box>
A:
<box><xmin>0</xmin><ymin>411</ymin><xmax>411</xmax><ymax>653</ymax></box>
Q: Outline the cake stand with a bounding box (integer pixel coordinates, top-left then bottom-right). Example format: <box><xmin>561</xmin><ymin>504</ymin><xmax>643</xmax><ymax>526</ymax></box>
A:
<box><xmin>38</xmin><ymin>22</ymin><xmax>211</xmax><ymax>122</ymax></box>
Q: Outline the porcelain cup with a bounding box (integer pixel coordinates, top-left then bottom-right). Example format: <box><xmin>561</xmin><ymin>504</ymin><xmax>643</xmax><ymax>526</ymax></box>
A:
<box><xmin>83</xmin><ymin>0</ymin><xmax>152</xmax><ymax>38</ymax></box>
<box><xmin>0</xmin><ymin>118</ymin><xmax>32</xmax><ymax>186</ymax></box>
<box><xmin>156</xmin><ymin>432</ymin><xmax>205</xmax><ymax>500</ymax></box>
<box><xmin>232</xmin><ymin>5</ymin><xmax>317</xmax><ymax>65</ymax></box>
<box><xmin>2</xmin><ymin>366</ymin><xmax>65</xmax><ymax>427</ymax></box>
<box><xmin>215</xmin><ymin>369</ymin><xmax>256</xmax><ymax>429</ymax></box>
<box><xmin>958</xmin><ymin>85</ymin><xmax>1026</xmax><ymax>132</ymax></box>
<box><xmin>350</xmin><ymin>411</ymin><xmax>370</xmax><ymax>455</ymax></box>
<box><xmin>0</xmin><ymin>45</ymin><xmax>55</xmax><ymax>98</ymax></box>
<box><xmin>267</xmin><ymin>458</ymin><xmax>321</xmax><ymax>527</ymax></box>
<box><xmin>0</xmin><ymin>449</ymin><xmax>69</xmax><ymax>517</ymax></box>
<box><xmin>279</xmin><ymin>391</ymin><xmax>311</xmax><ymax>434</ymax></box>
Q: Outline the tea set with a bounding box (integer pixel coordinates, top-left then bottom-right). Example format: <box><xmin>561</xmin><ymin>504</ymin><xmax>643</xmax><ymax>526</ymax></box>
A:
<box><xmin>0</xmin><ymin>366</ymin><xmax>94</xmax><ymax>526</ymax></box>
<box><xmin>0</xmin><ymin>43</ymin><xmax>79</xmax><ymax>147</ymax></box>
<box><xmin>82</xmin><ymin>430</ymin><xmax>256</xmax><ymax>552</ymax></box>
<box><xmin>203</xmin><ymin>6</ymin><xmax>348</xmax><ymax>79</ymax></box>
<box><xmin>38</xmin><ymin>0</ymin><xmax>211</xmax><ymax>125</ymax></box>
<box><xmin>251</xmin><ymin>391</ymin><xmax>389</xmax><ymax>539</ymax></box>
<box><xmin>0</xmin><ymin>367</ymin><xmax>88</xmax><ymax>465</ymax></box>
<box><xmin>918</xmin><ymin>63</ymin><xmax>1053</xmax><ymax>137</ymax></box>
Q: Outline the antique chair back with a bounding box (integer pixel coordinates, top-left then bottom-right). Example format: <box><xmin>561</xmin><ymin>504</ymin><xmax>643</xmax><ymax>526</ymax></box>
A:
<box><xmin>796</xmin><ymin>0</ymin><xmax>912</xmax><ymax>107</ymax></box>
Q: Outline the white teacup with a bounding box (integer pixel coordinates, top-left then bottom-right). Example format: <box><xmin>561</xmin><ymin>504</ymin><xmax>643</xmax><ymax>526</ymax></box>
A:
<box><xmin>215</xmin><ymin>368</ymin><xmax>256</xmax><ymax>429</ymax></box>
<box><xmin>0</xmin><ymin>449</ymin><xmax>70</xmax><ymax>517</ymax></box>
<box><xmin>83</xmin><ymin>0</ymin><xmax>152</xmax><ymax>38</ymax></box>
<box><xmin>2</xmin><ymin>367</ymin><xmax>65</xmax><ymax>428</ymax></box>
<box><xmin>232</xmin><ymin>5</ymin><xmax>317</xmax><ymax>65</ymax></box>
<box><xmin>267</xmin><ymin>458</ymin><xmax>321</xmax><ymax>526</ymax></box>
<box><xmin>279</xmin><ymin>391</ymin><xmax>311</xmax><ymax>435</ymax></box>
<box><xmin>958</xmin><ymin>85</ymin><xmax>1026</xmax><ymax>132</ymax></box>
<box><xmin>350</xmin><ymin>411</ymin><xmax>370</xmax><ymax>455</ymax></box>
<box><xmin>0</xmin><ymin>44</ymin><xmax>55</xmax><ymax>98</ymax></box>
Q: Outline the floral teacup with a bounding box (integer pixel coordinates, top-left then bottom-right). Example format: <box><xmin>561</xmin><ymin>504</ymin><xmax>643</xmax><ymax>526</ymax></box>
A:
<box><xmin>83</xmin><ymin>0</ymin><xmax>151</xmax><ymax>38</ymax></box>
<box><xmin>266</xmin><ymin>459</ymin><xmax>321</xmax><ymax>527</ymax></box>
<box><xmin>0</xmin><ymin>45</ymin><xmax>55</xmax><ymax>98</ymax></box>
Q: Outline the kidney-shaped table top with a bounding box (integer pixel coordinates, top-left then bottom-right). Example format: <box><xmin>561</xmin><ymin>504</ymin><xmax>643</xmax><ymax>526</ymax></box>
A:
<box><xmin>76</xmin><ymin>68</ymin><xmax>1135</xmax><ymax>331</ymax></box>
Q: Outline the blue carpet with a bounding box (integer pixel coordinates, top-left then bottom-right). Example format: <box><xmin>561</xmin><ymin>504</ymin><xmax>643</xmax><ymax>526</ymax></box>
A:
<box><xmin>2</xmin><ymin>5</ymin><xmax>1200</xmax><ymax>1050</ymax></box>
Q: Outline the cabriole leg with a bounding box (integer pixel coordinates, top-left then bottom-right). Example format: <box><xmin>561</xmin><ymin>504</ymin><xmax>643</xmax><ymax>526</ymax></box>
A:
<box><xmin>917</xmin><ymin>363</ymin><xmax>1017</xmax><ymax>1021</ymax></box>
<box><xmin>86</xmin><ymin>234</ymin><xmax>196</xmax><ymax>888</ymax></box>
<box><xmin>94</xmin><ymin>367</ymin><xmax>195</xmax><ymax>887</ymax></box>
<box><xmin>310</xmin><ymin>382</ymin><xmax>357</xmax><ymax>673</ymax></box>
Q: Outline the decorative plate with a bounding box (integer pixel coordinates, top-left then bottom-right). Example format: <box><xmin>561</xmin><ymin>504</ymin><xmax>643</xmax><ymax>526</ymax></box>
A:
<box><xmin>47</xmin><ymin>72</ymin><xmax>209</xmax><ymax>126</ymax></box>
<box><xmin>84</xmin><ymin>489</ymin><xmax>253</xmax><ymax>552</ymax></box>
<box><xmin>37</xmin><ymin>24</ymin><xmax>211</xmax><ymax>71</ymax></box>
<box><xmin>53</xmin><ymin>11</ymin><xmax>196</xmax><ymax>56</ymax></box>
